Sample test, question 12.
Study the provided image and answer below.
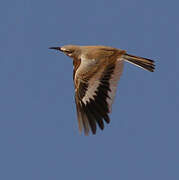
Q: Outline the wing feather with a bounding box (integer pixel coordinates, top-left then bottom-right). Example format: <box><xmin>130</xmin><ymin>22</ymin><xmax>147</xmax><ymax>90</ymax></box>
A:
<box><xmin>73</xmin><ymin>55</ymin><xmax>124</xmax><ymax>135</ymax></box>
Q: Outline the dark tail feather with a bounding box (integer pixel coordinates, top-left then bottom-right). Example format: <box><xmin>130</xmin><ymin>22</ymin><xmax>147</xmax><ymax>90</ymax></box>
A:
<box><xmin>123</xmin><ymin>53</ymin><xmax>155</xmax><ymax>72</ymax></box>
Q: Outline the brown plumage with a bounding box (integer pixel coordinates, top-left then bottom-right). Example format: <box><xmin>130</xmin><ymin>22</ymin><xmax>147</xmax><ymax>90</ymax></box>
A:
<box><xmin>49</xmin><ymin>45</ymin><xmax>155</xmax><ymax>135</ymax></box>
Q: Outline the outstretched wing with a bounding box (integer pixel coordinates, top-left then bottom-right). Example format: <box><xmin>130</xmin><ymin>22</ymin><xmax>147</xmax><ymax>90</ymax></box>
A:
<box><xmin>73</xmin><ymin>57</ymin><xmax>124</xmax><ymax>135</ymax></box>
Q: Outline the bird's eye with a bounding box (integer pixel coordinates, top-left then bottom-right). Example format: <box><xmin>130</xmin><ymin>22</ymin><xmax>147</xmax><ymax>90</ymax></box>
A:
<box><xmin>64</xmin><ymin>50</ymin><xmax>72</xmax><ymax>53</ymax></box>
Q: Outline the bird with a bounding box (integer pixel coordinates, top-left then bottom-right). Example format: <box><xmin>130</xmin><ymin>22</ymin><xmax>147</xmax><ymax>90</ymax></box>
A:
<box><xmin>49</xmin><ymin>45</ymin><xmax>155</xmax><ymax>135</ymax></box>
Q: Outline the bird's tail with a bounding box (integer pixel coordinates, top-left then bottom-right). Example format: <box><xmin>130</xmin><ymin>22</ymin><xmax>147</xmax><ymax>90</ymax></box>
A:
<box><xmin>123</xmin><ymin>53</ymin><xmax>155</xmax><ymax>72</ymax></box>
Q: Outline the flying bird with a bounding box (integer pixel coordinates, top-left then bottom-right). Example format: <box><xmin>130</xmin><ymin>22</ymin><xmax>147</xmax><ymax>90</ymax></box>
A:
<box><xmin>49</xmin><ymin>45</ymin><xmax>155</xmax><ymax>135</ymax></box>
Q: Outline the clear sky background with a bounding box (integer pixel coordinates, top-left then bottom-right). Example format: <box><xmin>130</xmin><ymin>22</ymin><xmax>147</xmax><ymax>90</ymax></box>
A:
<box><xmin>1</xmin><ymin>0</ymin><xmax>179</xmax><ymax>179</ymax></box>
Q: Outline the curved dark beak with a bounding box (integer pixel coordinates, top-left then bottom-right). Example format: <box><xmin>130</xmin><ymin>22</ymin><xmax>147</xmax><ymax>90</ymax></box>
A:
<box><xmin>49</xmin><ymin>47</ymin><xmax>62</xmax><ymax>51</ymax></box>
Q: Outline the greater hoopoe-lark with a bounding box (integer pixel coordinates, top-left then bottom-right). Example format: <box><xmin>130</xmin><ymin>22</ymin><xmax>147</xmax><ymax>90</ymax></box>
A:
<box><xmin>49</xmin><ymin>45</ymin><xmax>155</xmax><ymax>135</ymax></box>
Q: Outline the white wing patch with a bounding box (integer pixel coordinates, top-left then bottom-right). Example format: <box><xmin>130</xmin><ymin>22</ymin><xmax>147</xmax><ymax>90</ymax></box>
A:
<box><xmin>75</xmin><ymin>55</ymin><xmax>124</xmax><ymax>112</ymax></box>
<box><xmin>81</xmin><ymin>59</ymin><xmax>124</xmax><ymax>110</ymax></box>
<box><xmin>76</xmin><ymin>55</ymin><xmax>104</xmax><ymax>105</ymax></box>
<box><xmin>82</xmin><ymin>70</ymin><xmax>103</xmax><ymax>105</ymax></box>
<box><xmin>107</xmin><ymin>59</ymin><xmax>124</xmax><ymax>112</ymax></box>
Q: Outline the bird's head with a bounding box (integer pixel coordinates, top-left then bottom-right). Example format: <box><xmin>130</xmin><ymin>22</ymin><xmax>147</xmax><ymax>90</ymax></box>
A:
<box><xmin>49</xmin><ymin>45</ymin><xmax>80</xmax><ymax>58</ymax></box>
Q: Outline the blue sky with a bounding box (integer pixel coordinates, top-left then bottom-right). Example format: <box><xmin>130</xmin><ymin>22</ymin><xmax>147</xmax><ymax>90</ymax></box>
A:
<box><xmin>1</xmin><ymin>0</ymin><xmax>179</xmax><ymax>179</ymax></box>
